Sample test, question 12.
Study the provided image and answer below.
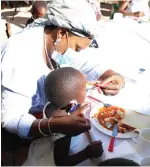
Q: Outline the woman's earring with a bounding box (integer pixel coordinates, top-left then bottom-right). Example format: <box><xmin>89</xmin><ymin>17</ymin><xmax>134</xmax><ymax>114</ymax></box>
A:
<box><xmin>54</xmin><ymin>38</ymin><xmax>61</xmax><ymax>46</ymax></box>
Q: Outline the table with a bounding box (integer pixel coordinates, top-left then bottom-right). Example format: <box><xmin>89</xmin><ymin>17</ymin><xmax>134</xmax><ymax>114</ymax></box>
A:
<box><xmin>92</xmin><ymin>18</ymin><xmax>150</xmax><ymax>113</ymax></box>
<box><xmin>86</xmin><ymin>18</ymin><xmax>150</xmax><ymax>164</ymax></box>
<box><xmin>89</xmin><ymin>124</ymin><xmax>143</xmax><ymax>164</ymax></box>
<box><xmin>82</xmin><ymin>17</ymin><xmax>150</xmax><ymax>114</ymax></box>
<box><xmin>95</xmin><ymin>18</ymin><xmax>150</xmax><ymax>75</ymax></box>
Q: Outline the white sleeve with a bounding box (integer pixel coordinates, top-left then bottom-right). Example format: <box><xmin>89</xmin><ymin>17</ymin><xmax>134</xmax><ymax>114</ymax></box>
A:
<box><xmin>1</xmin><ymin>37</ymin><xmax>37</xmax><ymax>138</ymax></box>
<box><xmin>1</xmin><ymin>87</ymin><xmax>36</xmax><ymax>138</ymax></box>
<box><xmin>79</xmin><ymin>48</ymin><xmax>108</xmax><ymax>81</ymax></box>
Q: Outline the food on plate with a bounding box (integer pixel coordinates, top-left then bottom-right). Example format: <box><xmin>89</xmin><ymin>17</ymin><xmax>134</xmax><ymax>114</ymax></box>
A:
<box><xmin>95</xmin><ymin>106</ymin><xmax>135</xmax><ymax>133</ymax></box>
<box><xmin>86</xmin><ymin>81</ymin><xmax>94</xmax><ymax>87</ymax></box>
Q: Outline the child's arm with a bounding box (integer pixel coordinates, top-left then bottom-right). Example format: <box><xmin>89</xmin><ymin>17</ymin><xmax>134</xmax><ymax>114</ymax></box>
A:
<box><xmin>118</xmin><ymin>1</ymin><xmax>145</xmax><ymax>17</ymax></box>
<box><xmin>54</xmin><ymin>136</ymin><xmax>103</xmax><ymax>166</ymax></box>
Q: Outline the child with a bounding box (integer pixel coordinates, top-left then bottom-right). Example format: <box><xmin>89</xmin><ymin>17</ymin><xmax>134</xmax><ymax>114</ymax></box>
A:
<box><xmin>98</xmin><ymin>157</ymin><xmax>140</xmax><ymax>166</ymax></box>
<box><xmin>5</xmin><ymin>1</ymin><xmax>47</xmax><ymax>38</ymax></box>
<box><xmin>118</xmin><ymin>0</ymin><xmax>150</xmax><ymax>18</ymax></box>
<box><xmin>23</xmin><ymin>67</ymin><xmax>103</xmax><ymax>166</ymax></box>
<box><xmin>26</xmin><ymin>1</ymin><xmax>47</xmax><ymax>26</ymax></box>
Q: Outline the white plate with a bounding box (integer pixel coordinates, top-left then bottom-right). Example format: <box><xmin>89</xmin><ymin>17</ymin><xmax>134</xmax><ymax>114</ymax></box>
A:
<box><xmin>90</xmin><ymin>104</ymin><xmax>137</xmax><ymax>138</ymax></box>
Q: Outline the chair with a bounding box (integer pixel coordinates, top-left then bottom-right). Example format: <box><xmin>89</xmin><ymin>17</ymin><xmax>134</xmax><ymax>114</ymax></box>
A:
<box><xmin>100</xmin><ymin>2</ymin><xmax>113</xmax><ymax>18</ymax></box>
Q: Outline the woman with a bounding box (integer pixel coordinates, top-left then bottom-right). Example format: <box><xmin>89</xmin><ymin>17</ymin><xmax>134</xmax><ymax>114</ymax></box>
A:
<box><xmin>1</xmin><ymin>0</ymin><xmax>124</xmax><ymax>151</ymax></box>
<box><xmin>118</xmin><ymin>0</ymin><xmax>150</xmax><ymax>17</ymax></box>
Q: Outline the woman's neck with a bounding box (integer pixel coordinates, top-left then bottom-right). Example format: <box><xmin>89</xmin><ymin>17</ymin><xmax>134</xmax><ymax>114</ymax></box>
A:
<box><xmin>45</xmin><ymin>103</ymin><xmax>67</xmax><ymax>118</ymax></box>
<box><xmin>44</xmin><ymin>31</ymin><xmax>55</xmax><ymax>55</ymax></box>
<box><xmin>43</xmin><ymin>27</ymin><xmax>58</xmax><ymax>69</ymax></box>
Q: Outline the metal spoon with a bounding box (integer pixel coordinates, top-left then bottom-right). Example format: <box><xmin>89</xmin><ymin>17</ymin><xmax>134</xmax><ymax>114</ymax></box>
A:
<box><xmin>87</xmin><ymin>95</ymin><xmax>111</xmax><ymax>107</ymax></box>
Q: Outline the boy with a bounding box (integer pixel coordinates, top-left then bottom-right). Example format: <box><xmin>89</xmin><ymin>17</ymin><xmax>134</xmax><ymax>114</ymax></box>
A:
<box><xmin>24</xmin><ymin>67</ymin><xmax>103</xmax><ymax>166</ymax></box>
<box><xmin>5</xmin><ymin>1</ymin><xmax>47</xmax><ymax>38</ymax></box>
<box><xmin>99</xmin><ymin>158</ymin><xmax>140</xmax><ymax>166</ymax></box>
<box><xmin>26</xmin><ymin>1</ymin><xmax>47</xmax><ymax>26</ymax></box>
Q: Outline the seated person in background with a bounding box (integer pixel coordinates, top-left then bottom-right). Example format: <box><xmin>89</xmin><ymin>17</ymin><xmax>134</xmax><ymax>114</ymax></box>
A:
<box><xmin>111</xmin><ymin>1</ymin><xmax>126</xmax><ymax>19</ymax></box>
<box><xmin>6</xmin><ymin>1</ymin><xmax>47</xmax><ymax>38</ymax></box>
<box><xmin>24</xmin><ymin>67</ymin><xmax>103</xmax><ymax>166</ymax></box>
<box><xmin>26</xmin><ymin>1</ymin><xmax>47</xmax><ymax>26</ymax></box>
<box><xmin>99</xmin><ymin>158</ymin><xmax>140</xmax><ymax>166</ymax></box>
<box><xmin>118</xmin><ymin>0</ymin><xmax>150</xmax><ymax>17</ymax></box>
<box><xmin>87</xmin><ymin>0</ymin><xmax>101</xmax><ymax>48</ymax></box>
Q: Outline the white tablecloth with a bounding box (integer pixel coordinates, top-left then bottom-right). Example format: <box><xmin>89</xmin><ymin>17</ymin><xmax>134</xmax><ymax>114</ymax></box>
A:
<box><xmin>92</xmin><ymin>18</ymin><xmax>150</xmax><ymax>114</ymax></box>
<box><xmin>89</xmin><ymin>124</ymin><xmax>143</xmax><ymax>164</ymax></box>
<box><xmin>87</xmin><ymin>18</ymin><xmax>150</xmax><ymax>165</ymax></box>
<box><xmin>95</xmin><ymin>18</ymin><xmax>150</xmax><ymax>78</ymax></box>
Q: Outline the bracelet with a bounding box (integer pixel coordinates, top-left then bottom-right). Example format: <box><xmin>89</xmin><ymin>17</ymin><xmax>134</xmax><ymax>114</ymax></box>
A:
<box><xmin>48</xmin><ymin>117</ymin><xmax>56</xmax><ymax>136</ymax></box>
<box><xmin>38</xmin><ymin>119</ymin><xmax>48</xmax><ymax>137</ymax></box>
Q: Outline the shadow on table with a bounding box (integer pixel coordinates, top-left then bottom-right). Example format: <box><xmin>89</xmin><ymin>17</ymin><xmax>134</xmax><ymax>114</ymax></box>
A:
<box><xmin>1</xmin><ymin>11</ymin><xmax>19</xmax><ymax>20</ymax></box>
<box><xmin>1</xmin><ymin>11</ymin><xmax>29</xmax><ymax>28</ymax></box>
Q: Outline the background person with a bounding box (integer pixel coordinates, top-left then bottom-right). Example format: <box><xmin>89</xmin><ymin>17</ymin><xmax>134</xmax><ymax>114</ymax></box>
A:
<box><xmin>118</xmin><ymin>0</ymin><xmax>150</xmax><ymax>17</ymax></box>
<box><xmin>26</xmin><ymin>1</ymin><xmax>48</xmax><ymax>26</ymax></box>
<box><xmin>98</xmin><ymin>157</ymin><xmax>140</xmax><ymax>166</ymax></box>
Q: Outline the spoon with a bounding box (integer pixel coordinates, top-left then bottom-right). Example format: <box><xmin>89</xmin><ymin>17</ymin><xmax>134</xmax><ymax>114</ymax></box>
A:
<box><xmin>87</xmin><ymin>95</ymin><xmax>111</xmax><ymax>107</ymax></box>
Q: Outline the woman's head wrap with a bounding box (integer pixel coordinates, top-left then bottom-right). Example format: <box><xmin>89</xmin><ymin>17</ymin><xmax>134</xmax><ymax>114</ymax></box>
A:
<box><xmin>33</xmin><ymin>0</ymin><xmax>98</xmax><ymax>38</ymax></box>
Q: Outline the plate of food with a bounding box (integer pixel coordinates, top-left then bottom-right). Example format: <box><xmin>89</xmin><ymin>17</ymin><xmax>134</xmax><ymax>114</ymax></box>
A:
<box><xmin>90</xmin><ymin>104</ymin><xmax>137</xmax><ymax>138</ymax></box>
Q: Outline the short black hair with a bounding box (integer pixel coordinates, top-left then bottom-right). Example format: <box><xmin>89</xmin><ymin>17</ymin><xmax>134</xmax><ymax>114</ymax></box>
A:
<box><xmin>98</xmin><ymin>158</ymin><xmax>140</xmax><ymax>166</ymax></box>
<box><xmin>44</xmin><ymin>67</ymin><xmax>85</xmax><ymax>108</ymax></box>
<box><xmin>32</xmin><ymin>1</ymin><xmax>47</xmax><ymax>15</ymax></box>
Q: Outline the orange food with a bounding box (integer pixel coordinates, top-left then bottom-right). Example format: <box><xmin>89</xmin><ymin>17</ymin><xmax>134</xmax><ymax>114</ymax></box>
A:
<box><xmin>86</xmin><ymin>81</ymin><xmax>95</xmax><ymax>86</ymax></box>
<box><xmin>95</xmin><ymin>106</ymin><xmax>135</xmax><ymax>133</ymax></box>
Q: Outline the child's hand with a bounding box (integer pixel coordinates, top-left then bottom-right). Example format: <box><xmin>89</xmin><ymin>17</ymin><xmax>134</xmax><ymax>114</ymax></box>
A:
<box><xmin>85</xmin><ymin>140</ymin><xmax>103</xmax><ymax>158</ymax></box>
<box><xmin>134</xmin><ymin>11</ymin><xmax>145</xmax><ymax>17</ymax></box>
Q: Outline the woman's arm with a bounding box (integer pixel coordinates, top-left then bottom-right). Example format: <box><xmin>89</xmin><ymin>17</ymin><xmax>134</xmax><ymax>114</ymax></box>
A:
<box><xmin>77</xmin><ymin>48</ymin><xmax>125</xmax><ymax>95</ymax></box>
<box><xmin>2</xmin><ymin>88</ymin><xmax>90</xmax><ymax>138</ymax></box>
<box><xmin>54</xmin><ymin>136</ymin><xmax>103</xmax><ymax>166</ymax></box>
<box><xmin>29</xmin><ymin>104</ymin><xmax>91</xmax><ymax>137</ymax></box>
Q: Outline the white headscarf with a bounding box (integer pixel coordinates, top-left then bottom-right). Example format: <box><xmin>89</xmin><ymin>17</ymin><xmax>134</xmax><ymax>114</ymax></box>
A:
<box><xmin>33</xmin><ymin>0</ymin><xmax>98</xmax><ymax>38</ymax></box>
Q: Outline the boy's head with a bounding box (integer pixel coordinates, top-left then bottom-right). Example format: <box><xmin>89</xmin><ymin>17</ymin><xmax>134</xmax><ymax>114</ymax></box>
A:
<box><xmin>98</xmin><ymin>158</ymin><xmax>140</xmax><ymax>166</ymax></box>
<box><xmin>44</xmin><ymin>67</ymin><xmax>86</xmax><ymax>109</ymax></box>
<box><xmin>31</xmin><ymin>1</ymin><xmax>47</xmax><ymax>19</ymax></box>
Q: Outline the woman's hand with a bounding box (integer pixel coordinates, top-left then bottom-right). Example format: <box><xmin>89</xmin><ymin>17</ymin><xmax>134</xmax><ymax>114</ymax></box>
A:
<box><xmin>99</xmin><ymin>74</ymin><xmax>125</xmax><ymax>95</ymax></box>
<box><xmin>96</xmin><ymin>72</ymin><xmax>125</xmax><ymax>96</ymax></box>
<box><xmin>51</xmin><ymin>104</ymin><xmax>91</xmax><ymax>136</ymax></box>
